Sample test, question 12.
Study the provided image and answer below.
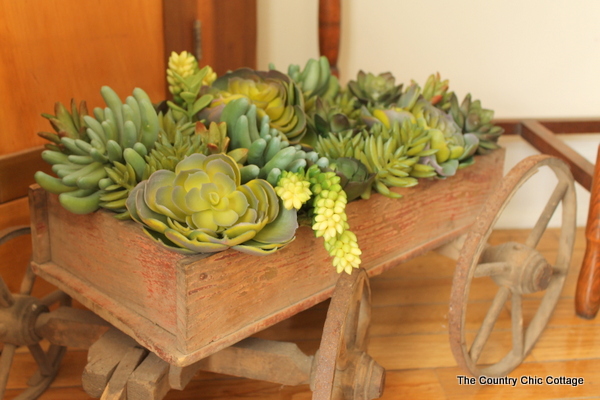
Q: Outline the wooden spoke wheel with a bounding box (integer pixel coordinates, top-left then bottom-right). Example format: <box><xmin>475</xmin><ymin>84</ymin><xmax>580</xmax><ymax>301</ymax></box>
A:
<box><xmin>312</xmin><ymin>268</ymin><xmax>385</xmax><ymax>400</ymax></box>
<box><xmin>449</xmin><ymin>155</ymin><xmax>576</xmax><ymax>377</ymax></box>
<box><xmin>0</xmin><ymin>226</ymin><xmax>70</xmax><ymax>400</ymax></box>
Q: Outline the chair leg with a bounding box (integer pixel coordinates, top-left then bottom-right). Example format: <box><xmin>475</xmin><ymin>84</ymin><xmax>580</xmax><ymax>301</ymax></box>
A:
<box><xmin>318</xmin><ymin>0</ymin><xmax>341</xmax><ymax>77</ymax></box>
<box><xmin>576</xmin><ymin>145</ymin><xmax>600</xmax><ymax>319</ymax></box>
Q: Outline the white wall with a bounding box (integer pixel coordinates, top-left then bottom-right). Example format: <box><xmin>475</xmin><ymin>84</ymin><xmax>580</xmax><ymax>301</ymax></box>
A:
<box><xmin>257</xmin><ymin>0</ymin><xmax>600</xmax><ymax>228</ymax></box>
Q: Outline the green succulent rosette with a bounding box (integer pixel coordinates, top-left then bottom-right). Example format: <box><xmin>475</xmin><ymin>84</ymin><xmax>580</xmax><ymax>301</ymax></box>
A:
<box><xmin>126</xmin><ymin>153</ymin><xmax>298</xmax><ymax>255</ymax></box>
<box><xmin>348</xmin><ymin>70</ymin><xmax>403</xmax><ymax>108</ymax></box>
<box><xmin>328</xmin><ymin>157</ymin><xmax>376</xmax><ymax>202</ymax></box>
<box><xmin>211</xmin><ymin>68</ymin><xmax>307</xmax><ymax>143</ymax></box>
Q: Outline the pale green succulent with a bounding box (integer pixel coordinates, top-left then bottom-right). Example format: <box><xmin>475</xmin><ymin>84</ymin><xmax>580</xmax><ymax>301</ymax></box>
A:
<box><xmin>284</xmin><ymin>56</ymin><xmax>340</xmax><ymax>116</ymax></box>
<box><xmin>126</xmin><ymin>153</ymin><xmax>298</xmax><ymax>255</ymax></box>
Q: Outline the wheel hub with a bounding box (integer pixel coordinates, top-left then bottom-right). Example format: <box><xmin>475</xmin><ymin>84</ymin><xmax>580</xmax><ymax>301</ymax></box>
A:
<box><xmin>349</xmin><ymin>351</ymin><xmax>386</xmax><ymax>400</ymax></box>
<box><xmin>0</xmin><ymin>294</ymin><xmax>48</xmax><ymax>346</ymax></box>
<box><xmin>481</xmin><ymin>242</ymin><xmax>554</xmax><ymax>294</ymax></box>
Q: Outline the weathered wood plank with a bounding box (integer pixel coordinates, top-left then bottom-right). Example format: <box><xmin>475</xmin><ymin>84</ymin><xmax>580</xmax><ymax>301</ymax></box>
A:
<box><xmin>128</xmin><ymin>353</ymin><xmax>171</xmax><ymax>400</ymax></box>
<box><xmin>100</xmin><ymin>347</ymin><xmax>148</xmax><ymax>400</ymax></box>
<box><xmin>193</xmin><ymin>337</ymin><xmax>313</xmax><ymax>386</ymax></box>
<box><xmin>82</xmin><ymin>329</ymin><xmax>139</xmax><ymax>398</ymax></box>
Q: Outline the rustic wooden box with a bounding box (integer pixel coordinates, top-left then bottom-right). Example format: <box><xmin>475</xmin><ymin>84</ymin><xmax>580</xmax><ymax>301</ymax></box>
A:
<box><xmin>29</xmin><ymin>149</ymin><xmax>504</xmax><ymax>367</ymax></box>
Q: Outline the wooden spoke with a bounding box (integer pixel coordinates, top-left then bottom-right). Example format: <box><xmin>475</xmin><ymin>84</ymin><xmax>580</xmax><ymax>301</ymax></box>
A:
<box><xmin>27</xmin><ymin>343</ymin><xmax>52</xmax><ymax>377</ymax></box>
<box><xmin>525</xmin><ymin>180</ymin><xmax>570</xmax><ymax>249</ymax></box>
<box><xmin>511</xmin><ymin>293</ymin><xmax>523</xmax><ymax>357</ymax></box>
<box><xmin>40</xmin><ymin>290</ymin><xmax>71</xmax><ymax>308</ymax></box>
<box><xmin>27</xmin><ymin>345</ymin><xmax>65</xmax><ymax>386</ymax></box>
<box><xmin>449</xmin><ymin>155</ymin><xmax>577</xmax><ymax>377</ymax></box>
<box><xmin>469</xmin><ymin>286</ymin><xmax>510</xmax><ymax>363</ymax></box>
<box><xmin>0</xmin><ymin>277</ymin><xmax>14</xmax><ymax>308</ymax></box>
<box><xmin>20</xmin><ymin>262</ymin><xmax>36</xmax><ymax>296</ymax></box>
<box><xmin>312</xmin><ymin>268</ymin><xmax>385</xmax><ymax>400</ymax></box>
<box><xmin>0</xmin><ymin>344</ymin><xmax>17</xmax><ymax>400</ymax></box>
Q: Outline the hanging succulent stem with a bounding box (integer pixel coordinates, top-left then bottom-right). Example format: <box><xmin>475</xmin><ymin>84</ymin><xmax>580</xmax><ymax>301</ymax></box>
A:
<box><xmin>273</xmin><ymin>165</ymin><xmax>361</xmax><ymax>274</ymax></box>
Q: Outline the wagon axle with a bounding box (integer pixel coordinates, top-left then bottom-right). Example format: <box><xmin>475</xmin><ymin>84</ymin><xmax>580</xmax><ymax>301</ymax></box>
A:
<box><xmin>0</xmin><ymin>294</ymin><xmax>48</xmax><ymax>347</ymax></box>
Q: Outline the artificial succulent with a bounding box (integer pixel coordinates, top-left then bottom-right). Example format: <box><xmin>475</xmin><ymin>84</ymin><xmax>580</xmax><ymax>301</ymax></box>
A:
<box><xmin>126</xmin><ymin>153</ymin><xmax>298</xmax><ymax>255</ymax></box>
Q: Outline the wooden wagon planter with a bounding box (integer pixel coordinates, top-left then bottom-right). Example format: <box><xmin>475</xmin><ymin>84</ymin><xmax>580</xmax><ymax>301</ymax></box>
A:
<box><xmin>0</xmin><ymin>148</ymin><xmax>579</xmax><ymax>399</ymax></box>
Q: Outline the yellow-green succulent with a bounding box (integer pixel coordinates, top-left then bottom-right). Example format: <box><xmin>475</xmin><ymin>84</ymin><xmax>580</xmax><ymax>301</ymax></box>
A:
<box><xmin>126</xmin><ymin>153</ymin><xmax>298</xmax><ymax>255</ymax></box>
<box><xmin>211</xmin><ymin>68</ymin><xmax>307</xmax><ymax>143</ymax></box>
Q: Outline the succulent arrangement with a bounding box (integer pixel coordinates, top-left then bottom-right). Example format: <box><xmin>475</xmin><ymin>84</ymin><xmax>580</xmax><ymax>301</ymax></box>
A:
<box><xmin>34</xmin><ymin>51</ymin><xmax>504</xmax><ymax>274</ymax></box>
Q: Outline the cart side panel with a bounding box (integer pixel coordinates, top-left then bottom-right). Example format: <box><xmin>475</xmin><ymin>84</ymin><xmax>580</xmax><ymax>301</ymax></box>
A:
<box><xmin>177</xmin><ymin>226</ymin><xmax>337</xmax><ymax>354</ymax></box>
<box><xmin>43</xmin><ymin>194</ymin><xmax>191</xmax><ymax>335</ymax></box>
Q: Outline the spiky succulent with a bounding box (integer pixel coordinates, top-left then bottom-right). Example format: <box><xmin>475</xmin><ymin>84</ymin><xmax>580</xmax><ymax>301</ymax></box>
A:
<box><xmin>100</xmin><ymin>111</ymin><xmax>198</xmax><ymax>218</ymax></box>
<box><xmin>316</xmin><ymin>119</ymin><xmax>440</xmax><ymax>198</ymax></box>
<box><xmin>38</xmin><ymin>100</ymin><xmax>89</xmax><ymax>152</ymax></box>
<box><xmin>126</xmin><ymin>153</ymin><xmax>298</xmax><ymax>255</ymax></box>
<box><xmin>210</xmin><ymin>68</ymin><xmax>307</xmax><ymax>143</ymax></box>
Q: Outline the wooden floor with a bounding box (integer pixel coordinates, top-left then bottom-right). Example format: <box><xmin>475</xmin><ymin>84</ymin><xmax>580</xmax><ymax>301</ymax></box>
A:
<box><xmin>6</xmin><ymin>227</ymin><xmax>600</xmax><ymax>400</ymax></box>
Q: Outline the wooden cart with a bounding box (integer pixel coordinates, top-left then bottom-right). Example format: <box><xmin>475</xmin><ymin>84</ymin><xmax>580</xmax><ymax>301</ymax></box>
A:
<box><xmin>0</xmin><ymin>148</ymin><xmax>578</xmax><ymax>400</ymax></box>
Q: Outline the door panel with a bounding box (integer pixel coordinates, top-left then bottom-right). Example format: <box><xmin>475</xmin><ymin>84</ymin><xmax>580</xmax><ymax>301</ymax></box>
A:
<box><xmin>0</xmin><ymin>0</ymin><xmax>167</xmax><ymax>156</ymax></box>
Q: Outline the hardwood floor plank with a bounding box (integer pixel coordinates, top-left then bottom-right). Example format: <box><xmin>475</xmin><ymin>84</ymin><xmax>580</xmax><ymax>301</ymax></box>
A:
<box><xmin>532</xmin><ymin>325</ymin><xmax>600</xmax><ymax>362</ymax></box>
<box><xmin>378</xmin><ymin>370</ymin><xmax>446</xmax><ymax>399</ymax></box>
